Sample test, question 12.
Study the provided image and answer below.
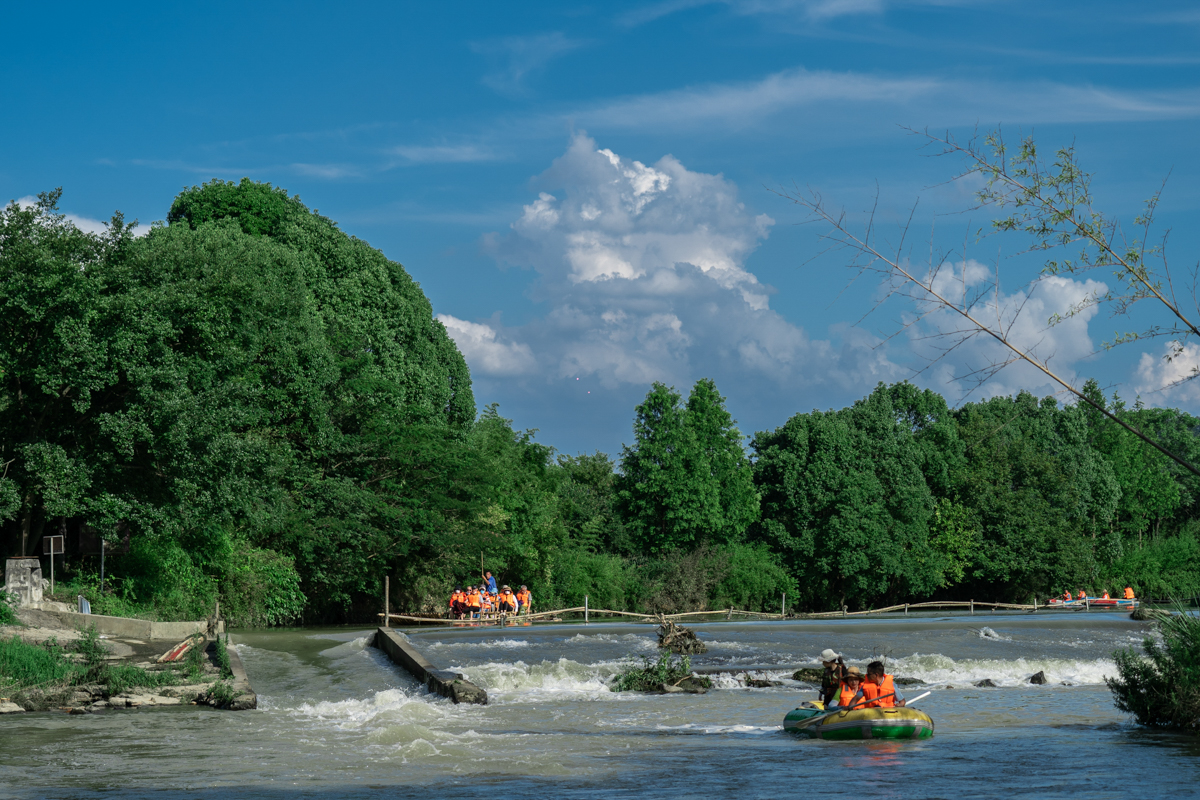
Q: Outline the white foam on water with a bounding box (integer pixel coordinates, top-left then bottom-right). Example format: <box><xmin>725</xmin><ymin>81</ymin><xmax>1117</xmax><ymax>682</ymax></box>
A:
<box><xmin>287</xmin><ymin>687</ymin><xmax>455</xmax><ymax>728</ymax></box>
<box><xmin>565</xmin><ymin>632</ymin><xmax>658</xmax><ymax>651</ymax></box>
<box><xmin>423</xmin><ymin>638</ymin><xmax>532</xmax><ymax>651</ymax></box>
<box><xmin>888</xmin><ymin>652</ymin><xmax>1116</xmax><ymax>686</ymax></box>
<box><xmin>977</xmin><ymin>627</ymin><xmax>1011</xmax><ymax>641</ymax></box>
<box><xmin>702</xmin><ymin>640</ymin><xmax>761</xmax><ymax>652</ymax></box>
<box><xmin>655</xmin><ymin>722</ymin><xmax>780</xmax><ymax>735</ymax></box>
<box><xmin>454</xmin><ymin>657</ymin><xmax>628</xmax><ymax>702</ymax></box>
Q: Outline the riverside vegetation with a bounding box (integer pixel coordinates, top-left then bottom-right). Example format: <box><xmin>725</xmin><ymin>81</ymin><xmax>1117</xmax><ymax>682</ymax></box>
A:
<box><xmin>3</xmin><ymin>181</ymin><xmax>1200</xmax><ymax>629</ymax></box>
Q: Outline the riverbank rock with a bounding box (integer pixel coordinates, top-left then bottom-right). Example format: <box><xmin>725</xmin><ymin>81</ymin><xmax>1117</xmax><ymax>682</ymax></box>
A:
<box><xmin>974</xmin><ymin>679</ymin><xmax>997</xmax><ymax>688</ymax></box>
<box><xmin>656</xmin><ymin>618</ymin><xmax>707</xmax><ymax>655</ymax></box>
<box><xmin>0</xmin><ymin>701</ymin><xmax>24</xmax><ymax>714</ymax></box>
<box><xmin>1029</xmin><ymin>671</ymin><xmax>1047</xmax><ymax>685</ymax></box>
<box><xmin>894</xmin><ymin>677</ymin><xmax>926</xmax><ymax>685</ymax></box>
<box><xmin>742</xmin><ymin>675</ymin><xmax>784</xmax><ymax>688</ymax></box>
<box><xmin>792</xmin><ymin>668</ymin><xmax>824</xmax><ymax>683</ymax></box>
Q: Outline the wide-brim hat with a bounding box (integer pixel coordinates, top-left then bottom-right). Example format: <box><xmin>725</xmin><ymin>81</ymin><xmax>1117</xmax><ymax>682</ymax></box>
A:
<box><xmin>503</xmin><ymin>585</ymin><xmax>511</xmax><ymax>590</ymax></box>
<box><xmin>820</xmin><ymin>649</ymin><xmax>840</xmax><ymax>662</ymax></box>
<box><xmin>844</xmin><ymin>666</ymin><xmax>863</xmax><ymax>678</ymax></box>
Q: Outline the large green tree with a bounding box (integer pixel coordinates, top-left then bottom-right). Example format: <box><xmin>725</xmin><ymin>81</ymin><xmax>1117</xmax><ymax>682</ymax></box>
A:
<box><xmin>617</xmin><ymin>379</ymin><xmax>758</xmax><ymax>555</ymax></box>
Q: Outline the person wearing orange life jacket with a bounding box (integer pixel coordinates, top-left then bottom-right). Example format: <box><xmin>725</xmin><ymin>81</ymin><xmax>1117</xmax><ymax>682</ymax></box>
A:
<box><xmin>479</xmin><ymin>589</ymin><xmax>494</xmax><ymax>615</ymax></box>
<box><xmin>1124</xmin><ymin>585</ymin><xmax>1136</xmax><ymax>600</ymax></box>
<box><xmin>851</xmin><ymin>661</ymin><xmax>906</xmax><ymax>708</ymax></box>
<box><xmin>1062</xmin><ymin>590</ymin><xmax>1073</xmax><ymax>602</ymax></box>
<box><xmin>827</xmin><ymin>666</ymin><xmax>864</xmax><ymax>709</ymax></box>
<box><xmin>466</xmin><ymin>586</ymin><xmax>482</xmax><ymax>619</ymax></box>
<box><xmin>1078</xmin><ymin>589</ymin><xmax>1088</xmax><ymax>600</ymax></box>
<box><xmin>499</xmin><ymin>586</ymin><xmax>518</xmax><ymax>613</ymax></box>
<box><xmin>516</xmin><ymin>585</ymin><xmax>532</xmax><ymax>614</ymax></box>
<box><xmin>449</xmin><ymin>588</ymin><xmax>467</xmax><ymax>619</ymax></box>
<box><xmin>1101</xmin><ymin>591</ymin><xmax>1111</xmax><ymax>600</ymax></box>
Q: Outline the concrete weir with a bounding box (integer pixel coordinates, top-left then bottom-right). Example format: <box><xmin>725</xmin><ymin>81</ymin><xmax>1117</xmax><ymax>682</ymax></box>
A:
<box><xmin>372</xmin><ymin>627</ymin><xmax>487</xmax><ymax>705</ymax></box>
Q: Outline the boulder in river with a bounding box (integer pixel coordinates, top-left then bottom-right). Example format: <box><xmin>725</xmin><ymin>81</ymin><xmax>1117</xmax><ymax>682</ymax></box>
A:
<box><xmin>657</xmin><ymin>618</ymin><xmax>707</xmax><ymax>655</ymax></box>
<box><xmin>894</xmin><ymin>677</ymin><xmax>926</xmax><ymax>686</ymax></box>
<box><xmin>1029</xmin><ymin>671</ymin><xmax>1047</xmax><ymax>685</ymax></box>
<box><xmin>792</xmin><ymin>668</ymin><xmax>824</xmax><ymax>683</ymax></box>
<box><xmin>743</xmin><ymin>676</ymin><xmax>783</xmax><ymax>688</ymax></box>
<box><xmin>974</xmin><ymin>679</ymin><xmax>997</xmax><ymax>688</ymax></box>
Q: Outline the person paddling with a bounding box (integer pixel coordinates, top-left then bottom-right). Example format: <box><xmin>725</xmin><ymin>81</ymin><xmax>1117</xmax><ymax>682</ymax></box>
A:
<box><xmin>1124</xmin><ymin>585</ymin><xmax>1136</xmax><ymax>600</ymax></box>
<box><xmin>827</xmin><ymin>666</ymin><xmax>864</xmax><ymax>709</ymax></box>
<box><xmin>851</xmin><ymin>661</ymin><xmax>906</xmax><ymax>708</ymax></box>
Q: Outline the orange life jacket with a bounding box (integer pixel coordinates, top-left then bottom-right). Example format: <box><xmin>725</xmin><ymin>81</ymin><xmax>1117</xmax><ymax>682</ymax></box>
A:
<box><xmin>1063</xmin><ymin>591</ymin><xmax>1072</xmax><ymax>601</ymax></box>
<box><xmin>502</xmin><ymin>592</ymin><xmax>517</xmax><ymax>611</ymax></box>
<box><xmin>449</xmin><ymin>591</ymin><xmax>461</xmax><ymax>608</ymax></box>
<box><xmin>1124</xmin><ymin>587</ymin><xmax>1135</xmax><ymax>599</ymax></box>
<box><xmin>1101</xmin><ymin>592</ymin><xmax>1110</xmax><ymax>599</ymax></box>
<box><xmin>468</xmin><ymin>591</ymin><xmax>481</xmax><ymax>608</ymax></box>
<box><xmin>480</xmin><ymin>593</ymin><xmax>493</xmax><ymax>610</ymax></box>
<box><xmin>1078</xmin><ymin>591</ymin><xmax>1087</xmax><ymax>599</ymax></box>
<box><xmin>837</xmin><ymin>681</ymin><xmax>860</xmax><ymax>708</ymax></box>
<box><xmin>860</xmin><ymin>674</ymin><xmax>896</xmax><ymax>708</ymax></box>
<box><xmin>517</xmin><ymin>590</ymin><xmax>531</xmax><ymax>607</ymax></box>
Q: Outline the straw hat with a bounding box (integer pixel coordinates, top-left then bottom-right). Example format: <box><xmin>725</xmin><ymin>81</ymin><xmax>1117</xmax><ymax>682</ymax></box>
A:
<box><xmin>844</xmin><ymin>666</ymin><xmax>863</xmax><ymax>679</ymax></box>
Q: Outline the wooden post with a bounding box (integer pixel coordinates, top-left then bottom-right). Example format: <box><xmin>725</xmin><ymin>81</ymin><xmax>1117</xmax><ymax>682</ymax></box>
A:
<box><xmin>727</xmin><ymin>607</ymin><xmax>732</xmax><ymax>620</ymax></box>
<box><xmin>1085</xmin><ymin>597</ymin><xmax>1090</xmax><ymax>612</ymax></box>
<box><xmin>970</xmin><ymin>599</ymin><xmax>974</xmax><ymax>615</ymax></box>
<box><xmin>781</xmin><ymin>593</ymin><xmax>786</xmax><ymax>618</ymax></box>
<box><xmin>1033</xmin><ymin>598</ymin><xmax>1038</xmax><ymax>612</ymax></box>
<box><xmin>584</xmin><ymin>595</ymin><xmax>589</xmax><ymax>624</ymax></box>
<box><xmin>905</xmin><ymin>603</ymin><xmax>908</xmax><ymax>616</ymax></box>
<box><xmin>384</xmin><ymin>576</ymin><xmax>390</xmax><ymax>628</ymax></box>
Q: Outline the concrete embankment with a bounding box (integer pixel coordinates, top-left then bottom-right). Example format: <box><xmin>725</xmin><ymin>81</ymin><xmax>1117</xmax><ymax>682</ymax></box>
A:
<box><xmin>372</xmin><ymin>627</ymin><xmax>487</xmax><ymax>705</ymax></box>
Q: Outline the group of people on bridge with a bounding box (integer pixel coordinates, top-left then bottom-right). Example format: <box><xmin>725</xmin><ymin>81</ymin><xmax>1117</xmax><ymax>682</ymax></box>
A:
<box><xmin>1060</xmin><ymin>585</ymin><xmax>1136</xmax><ymax>602</ymax></box>
<box><xmin>817</xmin><ymin>649</ymin><xmax>906</xmax><ymax>710</ymax></box>
<box><xmin>448</xmin><ymin>571</ymin><xmax>533</xmax><ymax>620</ymax></box>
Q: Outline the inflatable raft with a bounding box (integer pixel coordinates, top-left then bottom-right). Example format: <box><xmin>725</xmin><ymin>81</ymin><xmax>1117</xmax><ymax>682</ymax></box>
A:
<box><xmin>784</xmin><ymin>702</ymin><xmax>934</xmax><ymax>741</ymax></box>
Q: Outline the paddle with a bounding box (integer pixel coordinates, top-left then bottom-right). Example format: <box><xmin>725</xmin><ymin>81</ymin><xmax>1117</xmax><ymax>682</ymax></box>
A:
<box><xmin>791</xmin><ymin>692</ymin><xmax>896</xmax><ymax>730</ymax></box>
<box><xmin>905</xmin><ymin>691</ymin><xmax>931</xmax><ymax>706</ymax></box>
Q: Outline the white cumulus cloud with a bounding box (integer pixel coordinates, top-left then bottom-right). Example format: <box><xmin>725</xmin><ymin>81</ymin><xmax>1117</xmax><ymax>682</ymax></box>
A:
<box><xmin>436</xmin><ymin>314</ymin><xmax>538</xmax><ymax>377</ymax></box>
<box><xmin>1135</xmin><ymin>340</ymin><xmax>1200</xmax><ymax>404</ymax></box>
<box><xmin>449</xmin><ymin>134</ymin><xmax>901</xmax><ymax>399</ymax></box>
<box><xmin>909</xmin><ymin>259</ymin><xmax>1107</xmax><ymax>402</ymax></box>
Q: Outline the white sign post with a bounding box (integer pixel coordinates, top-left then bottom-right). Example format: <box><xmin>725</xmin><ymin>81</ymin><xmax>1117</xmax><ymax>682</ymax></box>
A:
<box><xmin>44</xmin><ymin>535</ymin><xmax>64</xmax><ymax>594</ymax></box>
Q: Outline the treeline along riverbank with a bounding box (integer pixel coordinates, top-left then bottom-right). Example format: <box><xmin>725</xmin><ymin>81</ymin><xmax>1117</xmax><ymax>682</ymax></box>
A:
<box><xmin>3</xmin><ymin>181</ymin><xmax>1199</xmax><ymax>626</ymax></box>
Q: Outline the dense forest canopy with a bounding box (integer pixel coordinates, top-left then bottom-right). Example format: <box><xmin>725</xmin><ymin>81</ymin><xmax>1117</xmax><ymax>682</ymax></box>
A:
<box><xmin>3</xmin><ymin>183</ymin><xmax>1199</xmax><ymax>625</ymax></box>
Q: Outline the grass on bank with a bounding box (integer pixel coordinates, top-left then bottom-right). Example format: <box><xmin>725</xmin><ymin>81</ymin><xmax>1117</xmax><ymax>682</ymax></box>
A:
<box><xmin>1108</xmin><ymin>607</ymin><xmax>1200</xmax><ymax>734</ymax></box>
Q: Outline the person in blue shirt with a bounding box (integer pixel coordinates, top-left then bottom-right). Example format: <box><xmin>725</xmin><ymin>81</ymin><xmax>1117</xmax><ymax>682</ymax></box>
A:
<box><xmin>484</xmin><ymin>571</ymin><xmax>498</xmax><ymax>595</ymax></box>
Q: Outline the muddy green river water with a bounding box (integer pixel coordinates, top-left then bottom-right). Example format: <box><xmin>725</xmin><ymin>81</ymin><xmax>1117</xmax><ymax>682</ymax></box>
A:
<box><xmin>1</xmin><ymin>614</ymin><xmax>1198</xmax><ymax>799</ymax></box>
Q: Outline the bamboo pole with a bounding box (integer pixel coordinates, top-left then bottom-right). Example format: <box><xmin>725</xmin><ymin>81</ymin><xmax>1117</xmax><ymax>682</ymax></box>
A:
<box><xmin>384</xmin><ymin>577</ymin><xmax>390</xmax><ymax>628</ymax></box>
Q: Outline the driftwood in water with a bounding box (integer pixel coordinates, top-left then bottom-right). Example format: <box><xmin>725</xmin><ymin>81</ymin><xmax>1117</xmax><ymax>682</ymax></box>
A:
<box><xmin>656</xmin><ymin>616</ymin><xmax>707</xmax><ymax>655</ymax></box>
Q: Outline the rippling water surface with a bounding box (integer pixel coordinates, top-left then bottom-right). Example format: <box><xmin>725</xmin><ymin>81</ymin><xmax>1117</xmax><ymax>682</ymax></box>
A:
<box><xmin>2</xmin><ymin>614</ymin><xmax>1198</xmax><ymax>799</ymax></box>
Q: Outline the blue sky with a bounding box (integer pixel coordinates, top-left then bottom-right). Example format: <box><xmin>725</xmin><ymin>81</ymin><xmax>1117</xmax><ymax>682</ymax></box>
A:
<box><xmin>5</xmin><ymin>1</ymin><xmax>1200</xmax><ymax>457</ymax></box>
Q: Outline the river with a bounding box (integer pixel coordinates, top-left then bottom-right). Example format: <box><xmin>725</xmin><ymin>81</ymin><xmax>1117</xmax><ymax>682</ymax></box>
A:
<box><xmin>1</xmin><ymin>613</ymin><xmax>1198</xmax><ymax>799</ymax></box>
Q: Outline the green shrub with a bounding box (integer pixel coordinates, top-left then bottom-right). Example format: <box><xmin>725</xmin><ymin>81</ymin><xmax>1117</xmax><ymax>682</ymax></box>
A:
<box><xmin>710</xmin><ymin>541</ymin><xmax>799</xmax><ymax>612</ymax></box>
<box><xmin>611</xmin><ymin>652</ymin><xmax>708</xmax><ymax>692</ymax></box>
<box><xmin>182</xmin><ymin>638</ymin><xmax>206</xmax><ymax>682</ymax></box>
<box><xmin>0</xmin><ymin>591</ymin><xmax>16</xmax><ymax>626</ymax></box>
<box><xmin>218</xmin><ymin>546</ymin><xmax>306</xmax><ymax>627</ymax></box>
<box><xmin>1107</xmin><ymin>608</ymin><xmax>1200</xmax><ymax>734</ymax></box>
<box><xmin>73</xmin><ymin>624</ymin><xmax>110</xmax><ymax>677</ymax></box>
<box><xmin>206</xmin><ymin>680</ymin><xmax>235</xmax><ymax>708</ymax></box>
<box><xmin>214</xmin><ymin>635</ymin><xmax>233</xmax><ymax>679</ymax></box>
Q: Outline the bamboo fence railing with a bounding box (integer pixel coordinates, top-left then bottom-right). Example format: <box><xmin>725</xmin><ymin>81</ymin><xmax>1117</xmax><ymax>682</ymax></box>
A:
<box><xmin>375</xmin><ymin>597</ymin><xmax>1090</xmax><ymax>628</ymax></box>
